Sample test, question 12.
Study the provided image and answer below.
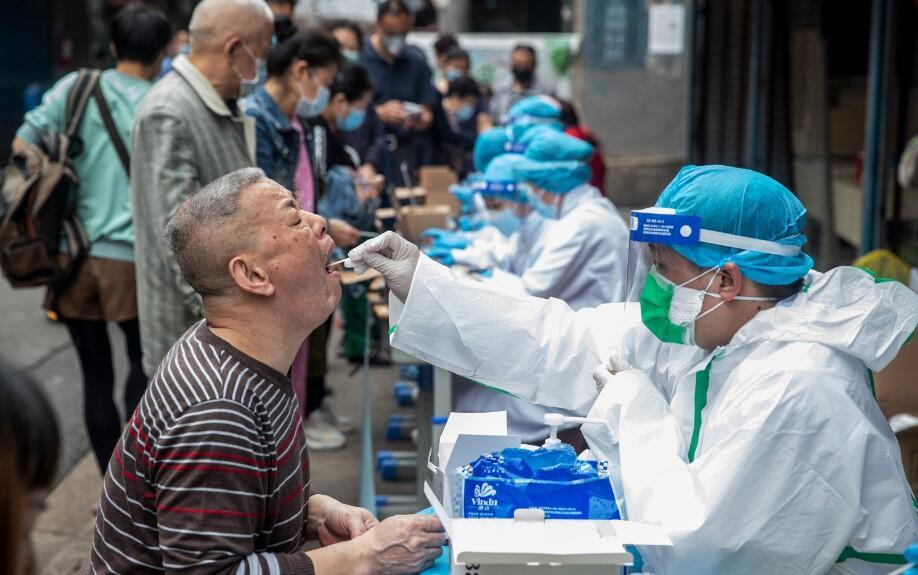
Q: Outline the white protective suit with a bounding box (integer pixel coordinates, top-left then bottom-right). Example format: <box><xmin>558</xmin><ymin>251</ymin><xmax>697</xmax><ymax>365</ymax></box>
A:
<box><xmin>452</xmin><ymin>184</ymin><xmax>631</xmax><ymax>441</ymax></box>
<box><xmin>453</xmin><ymin>210</ymin><xmax>554</xmax><ymax>275</ymax></box>
<box><xmin>481</xmin><ymin>184</ymin><xmax>631</xmax><ymax>307</ymax></box>
<box><xmin>388</xmin><ymin>256</ymin><xmax>918</xmax><ymax>574</ymax></box>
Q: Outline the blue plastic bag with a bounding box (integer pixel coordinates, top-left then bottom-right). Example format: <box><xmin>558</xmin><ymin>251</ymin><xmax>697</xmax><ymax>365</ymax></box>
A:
<box><xmin>452</xmin><ymin>445</ymin><xmax>619</xmax><ymax>520</ymax></box>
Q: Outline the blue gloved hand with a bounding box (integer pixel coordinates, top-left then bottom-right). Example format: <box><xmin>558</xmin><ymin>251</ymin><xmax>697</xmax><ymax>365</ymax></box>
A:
<box><xmin>420</xmin><ymin>228</ymin><xmax>450</xmax><ymax>242</ymax></box>
<box><xmin>905</xmin><ymin>543</ymin><xmax>918</xmax><ymax>574</ymax></box>
<box><xmin>420</xmin><ymin>229</ymin><xmax>470</xmax><ymax>250</ymax></box>
<box><xmin>450</xmin><ymin>184</ymin><xmax>476</xmax><ymax>209</ymax></box>
<box><xmin>458</xmin><ymin>215</ymin><xmax>486</xmax><ymax>232</ymax></box>
<box><xmin>476</xmin><ymin>268</ymin><xmax>493</xmax><ymax>278</ymax></box>
<box><xmin>427</xmin><ymin>246</ymin><xmax>455</xmax><ymax>266</ymax></box>
<box><xmin>434</xmin><ymin>236</ymin><xmax>470</xmax><ymax>250</ymax></box>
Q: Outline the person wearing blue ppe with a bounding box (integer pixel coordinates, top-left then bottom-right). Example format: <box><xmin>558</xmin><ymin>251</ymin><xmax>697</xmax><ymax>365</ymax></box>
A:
<box><xmin>504</xmin><ymin>94</ymin><xmax>564</xmax><ymax>136</ymax></box>
<box><xmin>447</xmin><ymin>154</ymin><xmax>551</xmax><ymax>274</ymax></box>
<box><xmin>479</xmin><ymin>132</ymin><xmax>631</xmax><ymax>307</ymax></box>
<box><xmin>349</xmin><ymin>164</ymin><xmax>918</xmax><ymax>574</ymax></box>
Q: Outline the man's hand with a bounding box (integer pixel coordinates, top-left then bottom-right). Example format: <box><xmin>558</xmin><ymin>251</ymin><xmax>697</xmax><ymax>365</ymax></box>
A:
<box><xmin>328</xmin><ymin>218</ymin><xmax>361</xmax><ymax>248</ymax></box>
<box><xmin>376</xmin><ymin>100</ymin><xmax>406</xmax><ymax>127</ymax></box>
<box><xmin>405</xmin><ymin>106</ymin><xmax>433</xmax><ymax>132</ymax></box>
<box><xmin>356</xmin><ymin>515</ymin><xmax>446</xmax><ymax>575</ymax></box>
<box><xmin>347</xmin><ymin>231</ymin><xmax>420</xmax><ymax>302</ymax></box>
<box><xmin>316</xmin><ymin>501</ymin><xmax>379</xmax><ymax>546</ymax></box>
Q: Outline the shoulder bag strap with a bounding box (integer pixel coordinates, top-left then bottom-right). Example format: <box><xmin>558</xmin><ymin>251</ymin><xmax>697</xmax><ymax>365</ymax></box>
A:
<box><xmin>91</xmin><ymin>78</ymin><xmax>130</xmax><ymax>175</ymax></box>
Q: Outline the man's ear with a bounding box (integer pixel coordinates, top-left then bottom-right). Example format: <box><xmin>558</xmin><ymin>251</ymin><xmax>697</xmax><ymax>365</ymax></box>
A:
<box><xmin>719</xmin><ymin>262</ymin><xmax>743</xmax><ymax>302</ymax></box>
<box><xmin>228</xmin><ymin>255</ymin><xmax>275</xmax><ymax>297</ymax></box>
<box><xmin>225</xmin><ymin>35</ymin><xmax>241</xmax><ymax>57</ymax></box>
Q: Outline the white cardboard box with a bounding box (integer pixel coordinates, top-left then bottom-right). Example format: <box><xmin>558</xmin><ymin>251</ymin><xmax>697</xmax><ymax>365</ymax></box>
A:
<box><xmin>426</xmin><ymin>412</ymin><xmax>672</xmax><ymax>574</ymax></box>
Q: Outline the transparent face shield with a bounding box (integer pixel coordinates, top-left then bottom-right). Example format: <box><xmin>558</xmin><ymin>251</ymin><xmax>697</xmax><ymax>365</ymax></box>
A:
<box><xmin>624</xmin><ymin>207</ymin><xmax>804</xmax><ymax>309</ymax></box>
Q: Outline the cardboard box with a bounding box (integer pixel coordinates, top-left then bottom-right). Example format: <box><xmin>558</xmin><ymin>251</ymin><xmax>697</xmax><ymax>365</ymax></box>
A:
<box><xmin>420</xmin><ymin>166</ymin><xmax>458</xmax><ymax>194</ymax></box>
<box><xmin>398</xmin><ymin>204</ymin><xmax>451</xmax><ymax>243</ymax></box>
<box><xmin>874</xmin><ymin>338</ymin><xmax>918</xmax><ymax>493</ymax></box>
<box><xmin>420</xmin><ymin>166</ymin><xmax>460</xmax><ymax>213</ymax></box>
<box><xmin>898</xmin><ymin>428</ymin><xmax>918</xmax><ymax>494</ymax></box>
<box><xmin>393</xmin><ymin>186</ymin><xmax>426</xmax><ymax>205</ymax></box>
<box><xmin>874</xmin><ymin>338</ymin><xmax>918</xmax><ymax>419</ymax></box>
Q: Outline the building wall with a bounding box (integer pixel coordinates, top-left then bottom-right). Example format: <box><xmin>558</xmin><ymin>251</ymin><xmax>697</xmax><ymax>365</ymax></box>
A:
<box><xmin>573</xmin><ymin>0</ymin><xmax>688</xmax><ymax>207</ymax></box>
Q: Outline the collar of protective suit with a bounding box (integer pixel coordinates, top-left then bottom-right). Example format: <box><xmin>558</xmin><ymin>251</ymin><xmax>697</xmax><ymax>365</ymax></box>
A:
<box><xmin>726</xmin><ymin>266</ymin><xmax>918</xmax><ymax>372</ymax></box>
<box><xmin>558</xmin><ymin>183</ymin><xmax>600</xmax><ymax>219</ymax></box>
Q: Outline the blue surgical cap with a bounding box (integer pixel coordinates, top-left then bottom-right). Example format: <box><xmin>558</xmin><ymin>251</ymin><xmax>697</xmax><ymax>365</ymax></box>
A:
<box><xmin>512</xmin><ymin>156</ymin><xmax>591</xmax><ymax>195</ymax></box>
<box><xmin>475</xmin><ymin>154</ymin><xmax>527</xmax><ymax>202</ymax></box>
<box><xmin>656</xmin><ymin>165</ymin><xmax>814</xmax><ymax>285</ymax></box>
<box><xmin>474</xmin><ymin>128</ymin><xmax>512</xmax><ymax>172</ymax></box>
<box><xmin>507</xmin><ymin>95</ymin><xmax>562</xmax><ymax>124</ymax></box>
<box><xmin>524</xmin><ymin>130</ymin><xmax>594</xmax><ymax>163</ymax></box>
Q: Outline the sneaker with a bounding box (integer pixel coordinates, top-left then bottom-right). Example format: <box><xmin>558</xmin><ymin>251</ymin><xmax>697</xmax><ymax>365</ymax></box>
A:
<box><xmin>313</xmin><ymin>404</ymin><xmax>356</xmax><ymax>434</ymax></box>
<box><xmin>303</xmin><ymin>418</ymin><xmax>347</xmax><ymax>451</ymax></box>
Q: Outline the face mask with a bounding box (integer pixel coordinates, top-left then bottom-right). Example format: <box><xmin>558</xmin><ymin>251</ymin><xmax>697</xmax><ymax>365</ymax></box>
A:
<box><xmin>446</xmin><ymin>67</ymin><xmax>464</xmax><ymax>81</ymax></box>
<box><xmin>381</xmin><ymin>34</ymin><xmax>406</xmax><ymax>57</ymax></box>
<box><xmin>640</xmin><ymin>265</ymin><xmax>778</xmax><ymax>346</ymax></box>
<box><xmin>489</xmin><ymin>207</ymin><xmax>522</xmax><ymax>236</ymax></box>
<box><xmin>512</xmin><ymin>66</ymin><xmax>534</xmax><ymax>85</ymax></box>
<box><xmin>454</xmin><ymin>103</ymin><xmax>474</xmax><ymax>122</ymax></box>
<box><xmin>343</xmin><ymin>49</ymin><xmax>360</xmax><ymax>63</ymax></box>
<box><xmin>337</xmin><ymin>107</ymin><xmax>367</xmax><ymax>132</ymax></box>
<box><xmin>235</xmin><ymin>42</ymin><xmax>266</xmax><ymax>95</ymax></box>
<box><xmin>528</xmin><ymin>188</ymin><xmax>559</xmax><ymax>220</ymax></box>
<box><xmin>296</xmin><ymin>84</ymin><xmax>330</xmax><ymax>118</ymax></box>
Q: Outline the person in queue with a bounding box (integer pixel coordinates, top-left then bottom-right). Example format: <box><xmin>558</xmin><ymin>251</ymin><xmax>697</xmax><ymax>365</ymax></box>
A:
<box><xmin>132</xmin><ymin>0</ymin><xmax>272</xmax><ymax>376</ymax></box>
<box><xmin>0</xmin><ymin>360</ymin><xmax>61</xmax><ymax>575</ymax></box>
<box><xmin>91</xmin><ymin>168</ymin><xmax>445</xmax><ymax>573</ymax></box>
<box><xmin>349</xmin><ymin>164</ymin><xmax>918</xmax><ymax>573</ymax></box>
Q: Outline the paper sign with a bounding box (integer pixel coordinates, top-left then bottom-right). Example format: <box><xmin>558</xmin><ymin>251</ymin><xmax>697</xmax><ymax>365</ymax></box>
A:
<box><xmin>648</xmin><ymin>4</ymin><xmax>685</xmax><ymax>55</ymax></box>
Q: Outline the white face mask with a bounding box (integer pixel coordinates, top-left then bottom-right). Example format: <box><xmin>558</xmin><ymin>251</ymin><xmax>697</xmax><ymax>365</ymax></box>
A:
<box><xmin>649</xmin><ymin>265</ymin><xmax>779</xmax><ymax>346</ymax></box>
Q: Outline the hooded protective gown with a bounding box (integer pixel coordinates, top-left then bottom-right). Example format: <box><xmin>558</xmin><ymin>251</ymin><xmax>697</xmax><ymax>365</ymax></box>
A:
<box><xmin>387</xmin><ymin>257</ymin><xmax>918</xmax><ymax>574</ymax></box>
<box><xmin>452</xmin><ymin>209</ymin><xmax>554</xmax><ymax>275</ymax></box>
<box><xmin>482</xmin><ymin>183</ymin><xmax>632</xmax><ymax>306</ymax></box>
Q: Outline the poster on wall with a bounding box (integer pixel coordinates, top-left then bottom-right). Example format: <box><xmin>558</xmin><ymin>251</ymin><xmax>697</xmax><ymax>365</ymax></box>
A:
<box><xmin>648</xmin><ymin>4</ymin><xmax>685</xmax><ymax>55</ymax></box>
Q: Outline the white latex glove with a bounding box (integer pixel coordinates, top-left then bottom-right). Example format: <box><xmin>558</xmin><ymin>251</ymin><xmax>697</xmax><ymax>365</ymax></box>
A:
<box><xmin>591</xmin><ymin>353</ymin><xmax>634</xmax><ymax>392</ymax></box>
<box><xmin>347</xmin><ymin>231</ymin><xmax>420</xmax><ymax>302</ymax></box>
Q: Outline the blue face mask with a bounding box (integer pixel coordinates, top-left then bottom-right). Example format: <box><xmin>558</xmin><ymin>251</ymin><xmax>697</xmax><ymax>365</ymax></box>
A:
<box><xmin>530</xmin><ymin>190</ymin><xmax>561</xmax><ymax>220</ymax></box>
<box><xmin>296</xmin><ymin>84</ymin><xmax>330</xmax><ymax>118</ymax></box>
<box><xmin>455</xmin><ymin>103</ymin><xmax>474</xmax><ymax>123</ymax></box>
<box><xmin>236</xmin><ymin>43</ymin><xmax>267</xmax><ymax>97</ymax></box>
<box><xmin>446</xmin><ymin>67</ymin><xmax>465</xmax><ymax>81</ymax></box>
<box><xmin>489</xmin><ymin>207</ymin><xmax>522</xmax><ymax>236</ymax></box>
<box><xmin>337</xmin><ymin>107</ymin><xmax>367</xmax><ymax>132</ymax></box>
<box><xmin>343</xmin><ymin>50</ymin><xmax>360</xmax><ymax>63</ymax></box>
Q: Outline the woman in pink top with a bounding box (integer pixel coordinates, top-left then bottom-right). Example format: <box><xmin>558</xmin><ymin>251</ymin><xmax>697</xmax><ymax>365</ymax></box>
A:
<box><xmin>241</xmin><ymin>18</ymin><xmax>358</xmax><ymax>451</ymax></box>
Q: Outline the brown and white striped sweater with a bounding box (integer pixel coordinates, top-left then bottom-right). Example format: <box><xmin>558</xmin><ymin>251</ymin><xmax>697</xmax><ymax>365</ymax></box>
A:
<box><xmin>90</xmin><ymin>321</ymin><xmax>315</xmax><ymax>574</ymax></box>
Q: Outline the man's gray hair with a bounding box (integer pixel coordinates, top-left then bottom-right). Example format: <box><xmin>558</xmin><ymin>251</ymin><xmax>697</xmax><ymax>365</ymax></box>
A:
<box><xmin>164</xmin><ymin>167</ymin><xmax>266</xmax><ymax>297</ymax></box>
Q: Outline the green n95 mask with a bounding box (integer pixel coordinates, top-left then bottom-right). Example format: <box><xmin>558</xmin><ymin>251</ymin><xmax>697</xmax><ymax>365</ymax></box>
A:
<box><xmin>640</xmin><ymin>265</ymin><xmax>778</xmax><ymax>346</ymax></box>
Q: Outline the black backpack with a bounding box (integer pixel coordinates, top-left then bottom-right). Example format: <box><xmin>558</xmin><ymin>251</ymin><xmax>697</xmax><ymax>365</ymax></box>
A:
<box><xmin>0</xmin><ymin>69</ymin><xmax>130</xmax><ymax>306</ymax></box>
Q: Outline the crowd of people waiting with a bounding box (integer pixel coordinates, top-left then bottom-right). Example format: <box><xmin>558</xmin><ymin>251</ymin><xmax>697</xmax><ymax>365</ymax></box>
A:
<box><xmin>2</xmin><ymin>0</ymin><xmax>611</xmax><ymax>572</ymax></box>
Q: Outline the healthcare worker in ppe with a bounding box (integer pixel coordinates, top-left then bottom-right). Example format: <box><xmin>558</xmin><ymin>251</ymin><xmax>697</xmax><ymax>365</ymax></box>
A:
<box><xmin>435</xmin><ymin>154</ymin><xmax>553</xmax><ymax>274</ymax></box>
<box><xmin>481</xmin><ymin>131</ymin><xmax>631</xmax><ymax>306</ymax></box>
<box><xmin>503</xmin><ymin>94</ymin><xmax>564</xmax><ymax>140</ymax></box>
<box><xmin>349</xmin><ymin>165</ymin><xmax>918</xmax><ymax>574</ymax></box>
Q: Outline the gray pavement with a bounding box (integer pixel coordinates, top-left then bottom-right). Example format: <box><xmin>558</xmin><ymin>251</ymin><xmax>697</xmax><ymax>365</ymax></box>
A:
<box><xmin>0</xmin><ymin>281</ymin><xmax>130</xmax><ymax>477</ymax></box>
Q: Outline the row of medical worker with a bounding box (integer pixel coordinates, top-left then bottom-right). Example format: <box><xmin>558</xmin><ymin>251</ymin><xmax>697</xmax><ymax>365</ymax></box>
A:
<box><xmin>416</xmin><ymin>96</ymin><xmax>633</xmax><ymax>442</ymax></box>
<box><xmin>346</xmin><ymin>97</ymin><xmax>918</xmax><ymax>574</ymax></box>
